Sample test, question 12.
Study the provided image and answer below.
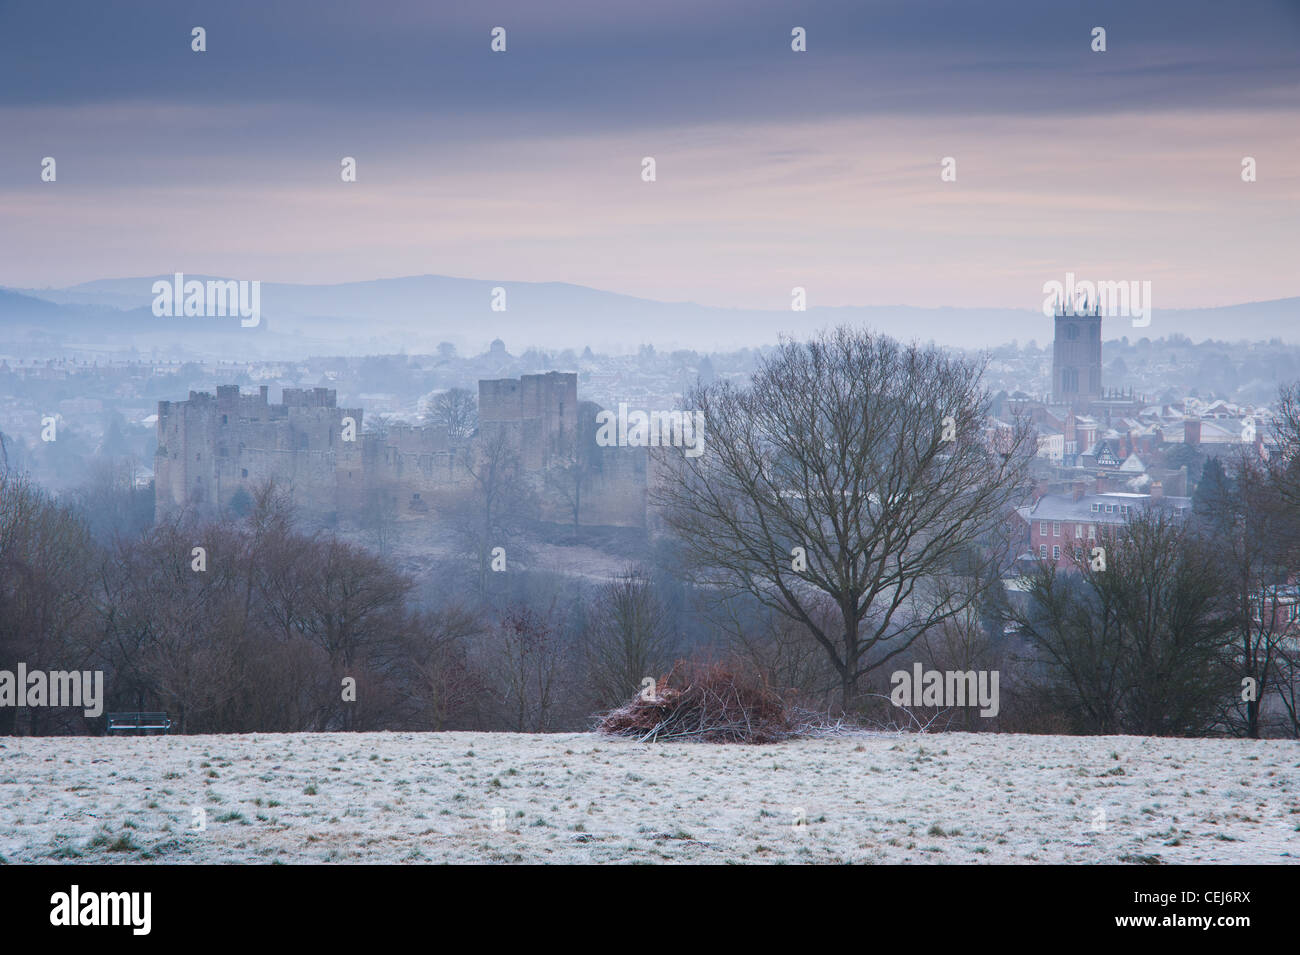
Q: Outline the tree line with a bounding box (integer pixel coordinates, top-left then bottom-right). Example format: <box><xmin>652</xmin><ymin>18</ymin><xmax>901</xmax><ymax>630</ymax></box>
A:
<box><xmin>4</xmin><ymin>327</ymin><xmax>1300</xmax><ymax>737</ymax></box>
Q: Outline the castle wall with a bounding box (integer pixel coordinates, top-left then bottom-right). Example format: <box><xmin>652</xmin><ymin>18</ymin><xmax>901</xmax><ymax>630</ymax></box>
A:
<box><xmin>156</xmin><ymin>385</ymin><xmax>361</xmax><ymax>520</ymax></box>
<box><xmin>579</xmin><ymin>444</ymin><xmax>648</xmax><ymax>528</ymax></box>
<box><xmin>365</xmin><ymin>424</ymin><xmax>473</xmax><ymax>512</ymax></box>
<box><xmin>157</xmin><ymin>373</ymin><xmax>647</xmax><ymax>529</ymax></box>
<box><xmin>480</xmin><ymin>371</ymin><xmax>577</xmax><ymax>470</ymax></box>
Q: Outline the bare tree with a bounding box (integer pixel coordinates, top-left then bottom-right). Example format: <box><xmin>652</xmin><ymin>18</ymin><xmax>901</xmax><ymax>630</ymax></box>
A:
<box><xmin>427</xmin><ymin>387</ymin><xmax>478</xmax><ymax>438</ymax></box>
<box><xmin>1196</xmin><ymin>450</ymin><xmax>1295</xmax><ymax>737</ymax></box>
<box><xmin>545</xmin><ymin>451</ymin><xmax>586</xmax><ymax>536</ymax></box>
<box><xmin>910</xmin><ymin>571</ymin><xmax>1005</xmax><ymax>731</ymax></box>
<box><xmin>1276</xmin><ymin>642</ymin><xmax>1300</xmax><ymax>738</ymax></box>
<box><xmin>0</xmin><ymin>473</ymin><xmax>98</xmax><ymax>734</ymax></box>
<box><xmin>486</xmin><ymin>606</ymin><xmax>563</xmax><ymax>732</ymax></box>
<box><xmin>456</xmin><ymin>424</ymin><xmax>537</xmax><ymax>592</ymax></box>
<box><xmin>391</xmin><ymin>606</ymin><xmax>485</xmax><ymax>730</ymax></box>
<box><xmin>653</xmin><ymin>327</ymin><xmax>1034</xmax><ymax>711</ymax></box>
<box><xmin>583</xmin><ymin>567</ymin><xmax>672</xmax><ymax>707</ymax></box>
<box><xmin>361</xmin><ymin>484</ymin><xmax>399</xmax><ymax>555</ymax></box>
<box><xmin>1011</xmin><ymin>511</ymin><xmax>1235</xmax><ymax>736</ymax></box>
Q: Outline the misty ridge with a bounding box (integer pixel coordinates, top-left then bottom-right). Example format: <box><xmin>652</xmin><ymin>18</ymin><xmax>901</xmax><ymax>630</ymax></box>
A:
<box><xmin>4</xmin><ymin>273</ymin><xmax>1300</xmax><ymax>358</ymax></box>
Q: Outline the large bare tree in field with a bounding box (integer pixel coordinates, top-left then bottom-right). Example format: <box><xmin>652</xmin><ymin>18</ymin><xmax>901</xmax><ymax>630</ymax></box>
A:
<box><xmin>652</xmin><ymin>327</ymin><xmax>1034</xmax><ymax>711</ymax></box>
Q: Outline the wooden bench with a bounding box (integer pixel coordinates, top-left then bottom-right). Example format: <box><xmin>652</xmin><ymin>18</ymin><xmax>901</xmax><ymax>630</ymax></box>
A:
<box><xmin>105</xmin><ymin>712</ymin><xmax>173</xmax><ymax>735</ymax></box>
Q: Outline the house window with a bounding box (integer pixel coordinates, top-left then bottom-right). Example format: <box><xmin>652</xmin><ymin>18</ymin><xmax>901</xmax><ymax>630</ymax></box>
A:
<box><xmin>1091</xmin><ymin>503</ymin><xmax>1100</xmax><ymax>512</ymax></box>
<box><xmin>1039</xmin><ymin>545</ymin><xmax>1048</xmax><ymax>559</ymax></box>
<box><xmin>1088</xmin><ymin>525</ymin><xmax>1096</xmax><ymax>539</ymax></box>
<box><xmin>1039</xmin><ymin>522</ymin><xmax>1048</xmax><ymax>536</ymax></box>
<box><xmin>1052</xmin><ymin>522</ymin><xmax>1060</xmax><ymax>536</ymax></box>
<box><xmin>1075</xmin><ymin>524</ymin><xmax>1083</xmax><ymax>539</ymax></box>
<box><xmin>1104</xmin><ymin>504</ymin><xmax>1114</xmax><ymax>513</ymax></box>
<box><xmin>1052</xmin><ymin>546</ymin><xmax>1061</xmax><ymax>561</ymax></box>
<box><xmin>1074</xmin><ymin>545</ymin><xmax>1083</xmax><ymax>560</ymax></box>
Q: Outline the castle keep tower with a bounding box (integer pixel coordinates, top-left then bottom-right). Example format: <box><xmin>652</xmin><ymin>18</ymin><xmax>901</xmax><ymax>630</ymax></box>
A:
<box><xmin>478</xmin><ymin>371</ymin><xmax>577</xmax><ymax>470</ymax></box>
<box><xmin>1051</xmin><ymin>296</ymin><xmax>1102</xmax><ymax>406</ymax></box>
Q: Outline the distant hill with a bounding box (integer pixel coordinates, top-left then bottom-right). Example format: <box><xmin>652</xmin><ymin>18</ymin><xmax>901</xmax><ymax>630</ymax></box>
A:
<box><xmin>6</xmin><ymin>275</ymin><xmax>1299</xmax><ymax>355</ymax></box>
<box><xmin>0</xmin><ymin>287</ymin><xmax>260</xmax><ymax>335</ymax></box>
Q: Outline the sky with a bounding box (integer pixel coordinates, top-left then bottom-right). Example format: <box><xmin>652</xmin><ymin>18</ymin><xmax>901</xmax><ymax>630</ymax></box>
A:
<box><xmin>1</xmin><ymin>0</ymin><xmax>1298</xmax><ymax>311</ymax></box>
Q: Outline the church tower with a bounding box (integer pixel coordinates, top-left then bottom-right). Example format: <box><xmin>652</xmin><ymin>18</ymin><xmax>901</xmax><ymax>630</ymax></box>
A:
<box><xmin>1051</xmin><ymin>294</ymin><xmax>1102</xmax><ymax>407</ymax></box>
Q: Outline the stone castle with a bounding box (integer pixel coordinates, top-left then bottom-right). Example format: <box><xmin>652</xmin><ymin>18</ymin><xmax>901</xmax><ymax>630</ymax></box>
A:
<box><xmin>154</xmin><ymin>372</ymin><xmax>649</xmax><ymax>528</ymax></box>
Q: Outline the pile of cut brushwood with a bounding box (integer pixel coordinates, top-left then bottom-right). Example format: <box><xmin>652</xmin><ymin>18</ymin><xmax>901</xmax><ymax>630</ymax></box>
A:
<box><xmin>596</xmin><ymin>660</ymin><xmax>814</xmax><ymax>744</ymax></box>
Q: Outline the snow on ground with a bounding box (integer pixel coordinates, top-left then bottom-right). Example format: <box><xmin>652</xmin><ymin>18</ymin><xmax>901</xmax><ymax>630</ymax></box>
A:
<box><xmin>0</xmin><ymin>731</ymin><xmax>1296</xmax><ymax>864</ymax></box>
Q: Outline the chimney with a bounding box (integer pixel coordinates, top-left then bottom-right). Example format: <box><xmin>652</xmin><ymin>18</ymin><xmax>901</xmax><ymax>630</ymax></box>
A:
<box><xmin>1184</xmin><ymin>418</ymin><xmax>1201</xmax><ymax>446</ymax></box>
<box><xmin>1072</xmin><ymin>480</ymin><xmax>1086</xmax><ymax>502</ymax></box>
<box><xmin>1149</xmin><ymin>481</ymin><xmax>1163</xmax><ymax>501</ymax></box>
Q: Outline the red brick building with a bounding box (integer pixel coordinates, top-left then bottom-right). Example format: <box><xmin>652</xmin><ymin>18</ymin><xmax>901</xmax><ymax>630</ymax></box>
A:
<box><xmin>1020</xmin><ymin>489</ymin><xmax>1192</xmax><ymax>568</ymax></box>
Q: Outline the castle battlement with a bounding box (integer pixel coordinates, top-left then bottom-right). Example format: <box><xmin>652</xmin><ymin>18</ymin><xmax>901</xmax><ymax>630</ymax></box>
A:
<box><xmin>154</xmin><ymin>371</ymin><xmax>645</xmax><ymax>528</ymax></box>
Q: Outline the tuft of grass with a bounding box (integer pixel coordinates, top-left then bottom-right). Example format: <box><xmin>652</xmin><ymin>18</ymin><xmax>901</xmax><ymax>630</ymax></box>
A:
<box><xmin>95</xmin><ymin>830</ymin><xmax>140</xmax><ymax>853</ymax></box>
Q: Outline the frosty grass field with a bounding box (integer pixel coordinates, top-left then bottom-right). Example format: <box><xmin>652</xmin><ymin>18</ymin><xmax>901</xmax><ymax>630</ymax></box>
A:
<box><xmin>1</xmin><ymin>731</ymin><xmax>1296</xmax><ymax>864</ymax></box>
